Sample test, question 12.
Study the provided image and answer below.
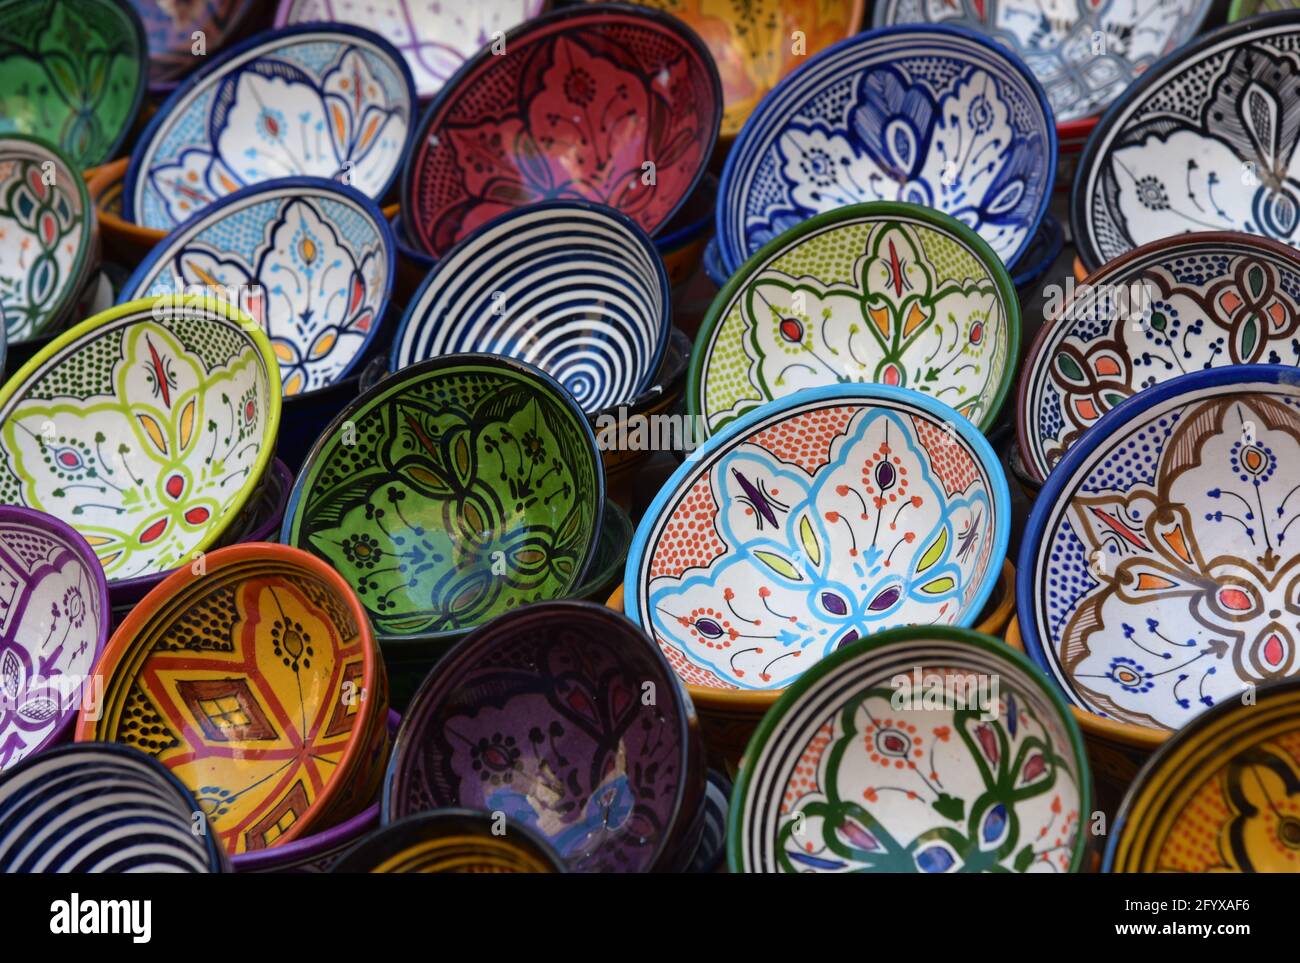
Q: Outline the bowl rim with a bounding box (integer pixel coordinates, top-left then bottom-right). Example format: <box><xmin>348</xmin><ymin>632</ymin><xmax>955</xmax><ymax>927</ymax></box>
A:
<box><xmin>715</xmin><ymin>21</ymin><xmax>1059</xmax><ymax>277</ymax></box>
<box><xmin>75</xmin><ymin>541</ymin><xmax>387</xmax><ymax>851</ymax></box>
<box><xmin>1070</xmin><ymin>10</ymin><xmax>1300</xmax><ymax>272</ymax></box>
<box><xmin>0</xmin><ymin>294</ymin><xmax>283</xmax><ymax>582</ymax></box>
<box><xmin>0</xmin><ymin>132</ymin><xmax>98</xmax><ymax>344</ymax></box>
<box><xmin>380</xmin><ymin>598</ymin><xmax>700</xmax><ymax>872</ymax></box>
<box><xmin>398</xmin><ymin>0</ymin><xmax>724</xmax><ymax>260</ymax></box>
<box><xmin>388</xmin><ymin>197</ymin><xmax>672</xmax><ymax>408</ymax></box>
<box><xmin>279</xmin><ymin>351</ymin><xmax>606</xmax><ymax>643</ymax></box>
<box><xmin>0</xmin><ymin>505</ymin><xmax>113</xmax><ymax>757</ymax></box>
<box><xmin>1103</xmin><ymin>674</ymin><xmax>1300</xmax><ymax>871</ymax></box>
<box><xmin>685</xmin><ymin>200</ymin><xmax>1023</xmax><ymax>439</ymax></box>
<box><xmin>1014</xmin><ymin>230</ymin><xmax>1300</xmax><ymax>484</ymax></box>
<box><xmin>120</xmin><ymin>174</ymin><xmax>397</xmax><ymax>392</ymax></box>
<box><xmin>725</xmin><ymin>623</ymin><xmax>1093</xmax><ymax>874</ymax></box>
<box><xmin>1016</xmin><ymin>363</ymin><xmax>1300</xmax><ymax>739</ymax></box>
<box><xmin>624</xmin><ymin>380</ymin><xmax>1013</xmax><ymax>704</ymax></box>
<box><xmin>123</xmin><ymin>21</ymin><xmax>418</xmax><ymax>225</ymax></box>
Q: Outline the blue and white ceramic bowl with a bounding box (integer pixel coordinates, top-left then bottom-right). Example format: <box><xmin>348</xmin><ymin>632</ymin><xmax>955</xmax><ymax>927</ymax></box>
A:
<box><xmin>716</xmin><ymin>23</ymin><xmax>1056</xmax><ymax>279</ymax></box>
<box><xmin>0</xmin><ymin>743</ymin><xmax>226</xmax><ymax>872</ymax></box>
<box><xmin>390</xmin><ymin>200</ymin><xmax>671</xmax><ymax>414</ymax></box>
<box><xmin>124</xmin><ymin>23</ymin><xmax>416</xmax><ymax>231</ymax></box>
<box><xmin>120</xmin><ymin>177</ymin><xmax>395</xmax><ymax>397</ymax></box>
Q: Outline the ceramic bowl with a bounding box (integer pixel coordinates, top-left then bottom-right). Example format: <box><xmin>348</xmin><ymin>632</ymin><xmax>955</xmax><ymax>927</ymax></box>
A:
<box><xmin>686</xmin><ymin>769</ymin><xmax>730</xmax><ymax>874</ymax></box>
<box><xmin>0</xmin><ymin>742</ymin><xmax>227</xmax><ymax>871</ymax></box>
<box><xmin>1017</xmin><ymin>232</ymin><xmax>1300</xmax><ymax>483</ymax></box>
<box><xmin>715</xmin><ymin>24</ymin><xmax>1056</xmax><ymax>279</ymax></box>
<box><xmin>77</xmin><ymin>542</ymin><xmax>390</xmax><ymax>856</ymax></box>
<box><xmin>383</xmin><ymin>600</ymin><xmax>704</xmax><ymax>872</ymax></box>
<box><xmin>1106</xmin><ymin>677</ymin><xmax>1300</xmax><ymax>872</ymax></box>
<box><xmin>280</xmin><ymin>353</ymin><xmax>604</xmax><ymax>643</ymax></box>
<box><xmin>0</xmin><ymin>0</ymin><xmax>147</xmax><ymax>170</ymax></box>
<box><xmin>0</xmin><ymin>295</ymin><xmax>281</xmax><ymax>585</ymax></box>
<box><xmin>121</xmin><ymin>177</ymin><xmax>395</xmax><ymax>397</ymax></box>
<box><xmin>391</xmin><ymin>201</ymin><xmax>670</xmax><ymax>414</ymax></box>
<box><xmin>275</xmin><ymin>0</ymin><xmax>548</xmax><ymax>101</ymax></box>
<box><xmin>133</xmin><ymin>0</ymin><xmax>260</xmax><ymax>92</ymax></box>
<box><xmin>400</xmin><ymin>3</ymin><xmax>722</xmax><ymax>260</ymax></box>
<box><xmin>0</xmin><ymin>506</ymin><xmax>110</xmax><ymax>770</ymax></box>
<box><xmin>1018</xmin><ymin>366</ymin><xmax>1300</xmax><ymax>755</ymax></box>
<box><xmin>0</xmin><ymin>135</ymin><xmax>98</xmax><ymax>346</ymax></box>
<box><xmin>1073</xmin><ymin>12</ymin><xmax>1300</xmax><ymax>272</ymax></box>
<box><xmin>728</xmin><ymin>625</ymin><xmax>1091</xmax><ymax>873</ymax></box>
<box><xmin>125</xmin><ymin>23</ymin><xmax>416</xmax><ymax>231</ymax></box>
<box><xmin>872</xmin><ymin>0</ymin><xmax>1213</xmax><ymax>128</ymax></box>
<box><xmin>687</xmin><ymin>202</ymin><xmax>1020</xmax><ymax>444</ymax></box>
<box><xmin>1010</xmin><ymin>214</ymin><xmax>1064</xmax><ymax>293</ymax></box>
<box><xmin>333</xmin><ymin>808</ymin><xmax>565</xmax><ymax>872</ymax></box>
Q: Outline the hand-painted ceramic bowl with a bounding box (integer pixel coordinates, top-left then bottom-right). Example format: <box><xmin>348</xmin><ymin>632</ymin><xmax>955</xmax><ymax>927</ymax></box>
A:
<box><xmin>125</xmin><ymin>23</ymin><xmax>416</xmax><ymax>231</ymax></box>
<box><xmin>77</xmin><ymin>542</ymin><xmax>390</xmax><ymax>856</ymax></box>
<box><xmin>333</xmin><ymin>808</ymin><xmax>566</xmax><ymax>872</ymax></box>
<box><xmin>0</xmin><ymin>0</ymin><xmax>147</xmax><ymax>170</ymax></box>
<box><xmin>280</xmin><ymin>354</ymin><xmax>605</xmax><ymax>643</ymax></box>
<box><xmin>1017</xmin><ymin>232</ymin><xmax>1300</xmax><ymax>483</ymax></box>
<box><xmin>275</xmin><ymin>0</ymin><xmax>548</xmax><ymax>101</ymax></box>
<box><xmin>688</xmin><ymin>202</ymin><xmax>1020</xmax><ymax>443</ymax></box>
<box><xmin>686</xmin><ymin>769</ymin><xmax>730</xmax><ymax>874</ymax></box>
<box><xmin>626</xmin><ymin>383</ymin><xmax>1011</xmax><ymax>762</ymax></box>
<box><xmin>383</xmin><ymin>601</ymin><xmax>704</xmax><ymax>872</ymax></box>
<box><xmin>121</xmin><ymin>177</ymin><xmax>395</xmax><ymax>397</ymax></box>
<box><xmin>1018</xmin><ymin>366</ymin><xmax>1300</xmax><ymax>756</ymax></box>
<box><xmin>716</xmin><ymin>24</ymin><xmax>1056</xmax><ymax>279</ymax></box>
<box><xmin>400</xmin><ymin>3</ymin><xmax>722</xmax><ymax>259</ymax></box>
<box><xmin>1106</xmin><ymin>677</ymin><xmax>1300</xmax><ymax>872</ymax></box>
<box><xmin>729</xmin><ymin>626</ymin><xmax>1090</xmax><ymax>873</ymax></box>
<box><xmin>873</xmin><ymin>0</ymin><xmax>1213</xmax><ymax>129</ymax></box>
<box><xmin>0</xmin><ymin>135</ymin><xmax>98</xmax><ymax>347</ymax></box>
<box><xmin>391</xmin><ymin>201</ymin><xmax>670</xmax><ymax>414</ymax></box>
<box><xmin>0</xmin><ymin>742</ymin><xmax>227</xmax><ymax>871</ymax></box>
<box><xmin>1073</xmin><ymin>12</ymin><xmax>1300</xmax><ymax>272</ymax></box>
<box><xmin>132</xmin><ymin>0</ymin><xmax>260</xmax><ymax>92</ymax></box>
<box><xmin>0</xmin><ymin>506</ymin><xmax>110</xmax><ymax>770</ymax></box>
<box><xmin>0</xmin><ymin>295</ymin><xmax>281</xmax><ymax>585</ymax></box>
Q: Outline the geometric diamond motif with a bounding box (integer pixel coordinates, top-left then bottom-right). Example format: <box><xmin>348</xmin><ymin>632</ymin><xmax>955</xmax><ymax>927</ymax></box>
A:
<box><xmin>176</xmin><ymin>678</ymin><xmax>279</xmax><ymax>742</ymax></box>
<box><xmin>245</xmin><ymin>780</ymin><xmax>310</xmax><ymax>851</ymax></box>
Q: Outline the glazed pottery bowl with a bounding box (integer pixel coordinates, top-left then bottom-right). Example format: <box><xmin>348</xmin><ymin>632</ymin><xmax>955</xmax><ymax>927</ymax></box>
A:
<box><xmin>715</xmin><ymin>24</ymin><xmax>1056</xmax><ymax>278</ymax></box>
<box><xmin>126</xmin><ymin>23</ymin><xmax>416</xmax><ymax>231</ymax></box>
<box><xmin>0</xmin><ymin>135</ymin><xmax>98</xmax><ymax>346</ymax></box>
<box><xmin>728</xmin><ymin>626</ymin><xmax>1091</xmax><ymax>873</ymax></box>
<box><xmin>0</xmin><ymin>506</ymin><xmax>111</xmax><ymax>770</ymax></box>
<box><xmin>400</xmin><ymin>3</ymin><xmax>722</xmax><ymax>259</ymax></box>
<box><xmin>85</xmin><ymin>157</ymin><xmax>164</xmax><ymax>265</ymax></box>
<box><xmin>872</xmin><ymin>0</ymin><xmax>1212</xmax><ymax>128</ymax></box>
<box><xmin>1017</xmin><ymin>232</ymin><xmax>1300</xmax><ymax>483</ymax></box>
<box><xmin>77</xmin><ymin>542</ymin><xmax>390</xmax><ymax>856</ymax></box>
<box><xmin>134</xmin><ymin>0</ymin><xmax>260</xmax><ymax>92</ymax></box>
<box><xmin>334</xmin><ymin>809</ymin><xmax>565</xmax><ymax>872</ymax></box>
<box><xmin>687</xmin><ymin>202</ymin><xmax>1020</xmax><ymax>443</ymax></box>
<box><xmin>0</xmin><ymin>295</ymin><xmax>281</xmax><ymax>585</ymax></box>
<box><xmin>1073</xmin><ymin>12</ymin><xmax>1300</xmax><ymax>272</ymax></box>
<box><xmin>275</xmin><ymin>0</ymin><xmax>548</xmax><ymax>101</ymax></box>
<box><xmin>391</xmin><ymin>201</ymin><xmax>670</xmax><ymax>414</ymax></box>
<box><xmin>687</xmin><ymin>769</ymin><xmax>730</xmax><ymax>874</ymax></box>
<box><xmin>0</xmin><ymin>742</ymin><xmax>226</xmax><ymax>872</ymax></box>
<box><xmin>121</xmin><ymin>177</ymin><xmax>395</xmax><ymax>397</ymax></box>
<box><xmin>1018</xmin><ymin>366</ymin><xmax>1300</xmax><ymax>753</ymax></box>
<box><xmin>383</xmin><ymin>601</ymin><xmax>704</xmax><ymax>872</ymax></box>
<box><xmin>280</xmin><ymin>353</ymin><xmax>604</xmax><ymax>643</ymax></box>
<box><xmin>1106</xmin><ymin>677</ymin><xmax>1300</xmax><ymax>872</ymax></box>
<box><xmin>0</xmin><ymin>0</ymin><xmax>147</xmax><ymax>169</ymax></box>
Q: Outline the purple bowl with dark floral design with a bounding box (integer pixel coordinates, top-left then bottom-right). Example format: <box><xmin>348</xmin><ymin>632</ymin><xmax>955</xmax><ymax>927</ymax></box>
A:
<box><xmin>382</xmin><ymin>600</ymin><xmax>705</xmax><ymax>872</ymax></box>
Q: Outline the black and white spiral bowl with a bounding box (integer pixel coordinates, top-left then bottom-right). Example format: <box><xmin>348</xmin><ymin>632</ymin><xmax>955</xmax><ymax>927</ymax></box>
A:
<box><xmin>389</xmin><ymin>200</ymin><xmax>671</xmax><ymax>414</ymax></box>
<box><xmin>0</xmin><ymin>743</ymin><xmax>226</xmax><ymax>873</ymax></box>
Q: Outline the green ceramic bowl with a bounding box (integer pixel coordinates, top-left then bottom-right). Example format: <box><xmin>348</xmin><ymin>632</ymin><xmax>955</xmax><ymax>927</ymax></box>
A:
<box><xmin>280</xmin><ymin>353</ymin><xmax>606</xmax><ymax>643</ymax></box>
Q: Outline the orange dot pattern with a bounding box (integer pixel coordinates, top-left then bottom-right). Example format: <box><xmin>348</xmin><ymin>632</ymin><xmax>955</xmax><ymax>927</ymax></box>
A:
<box><xmin>782</xmin><ymin>720</ymin><xmax>834</xmax><ymax>815</ymax></box>
<box><xmin>648</xmin><ymin>476</ymin><xmax>724</xmax><ymax>580</ymax></box>
<box><xmin>913</xmin><ymin>416</ymin><xmax>980</xmax><ymax>495</ymax></box>
<box><xmin>661</xmin><ymin>639</ymin><xmax>734</xmax><ymax>689</ymax></box>
<box><xmin>749</xmin><ymin>405</ymin><xmax>858</xmax><ymax>474</ymax></box>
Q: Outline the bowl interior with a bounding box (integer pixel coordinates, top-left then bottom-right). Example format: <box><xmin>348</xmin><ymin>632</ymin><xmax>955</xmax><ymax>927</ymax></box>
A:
<box><xmin>729</xmin><ymin>629</ymin><xmax>1089</xmax><ymax>873</ymax></box>
<box><xmin>281</xmin><ymin>356</ymin><xmax>603</xmax><ymax>641</ymax></box>
<box><xmin>627</xmin><ymin>387</ymin><xmax>1008</xmax><ymax>694</ymax></box>
<box><xmin>392</xmin><ymin>202</ymin><xmax>668</xmax><ymax>413</ymax></box>
<box><xmin>691</xmin><ymin>204</ymin><xmax>1017</xmax><ymax>440</ymax></box>
<box><xmin>0</xmin><ymin>298</ymin><xmax>278</xmax><ymax>584</ymax></box>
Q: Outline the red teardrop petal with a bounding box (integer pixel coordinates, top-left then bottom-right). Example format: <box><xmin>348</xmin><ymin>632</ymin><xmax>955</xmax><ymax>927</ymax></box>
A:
<box><xmin>185</xmin><ymin>507</ymin><xmax>210</xmax><ymax>525</ymax></box>
<box><xmin>139</xmin><ymin>519</ymin><xmax>167</xmax><ymax>544</ymax></box>
<box><xmin>165</xmin><ymin>474</ymin><xmax>184</xmax><ymax>499</ymax></box>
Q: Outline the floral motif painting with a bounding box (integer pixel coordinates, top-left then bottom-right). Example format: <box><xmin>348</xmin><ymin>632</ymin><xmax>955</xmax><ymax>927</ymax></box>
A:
<box><xmin>127</xmin><ymin>26</ymin><xmax>414</xmax><ymax>230</ymax></box>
